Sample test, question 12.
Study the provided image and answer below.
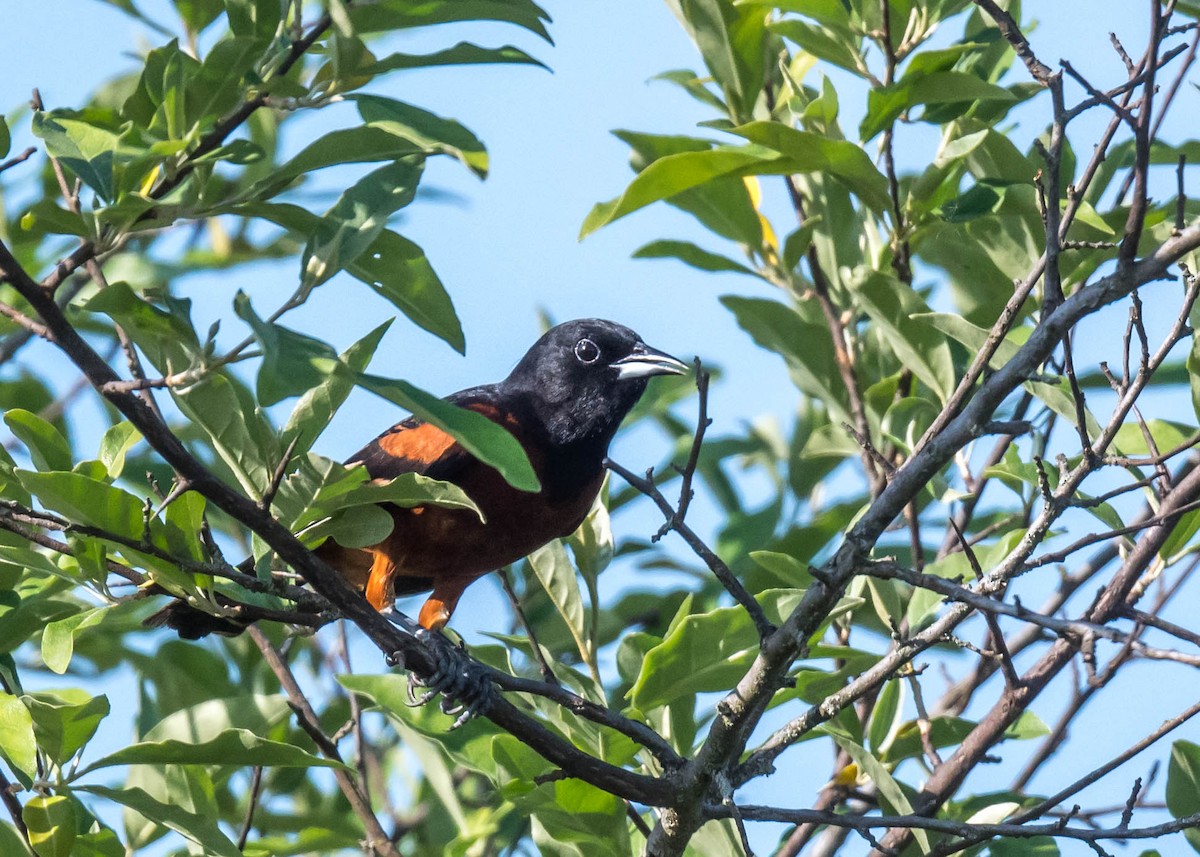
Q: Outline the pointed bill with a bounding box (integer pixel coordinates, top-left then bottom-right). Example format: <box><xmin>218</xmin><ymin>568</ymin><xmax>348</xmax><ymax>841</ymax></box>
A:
<box><xmin>611</xmin><ymin>342</ymin><xmax>689</xmax><ymax>380</ymax></box>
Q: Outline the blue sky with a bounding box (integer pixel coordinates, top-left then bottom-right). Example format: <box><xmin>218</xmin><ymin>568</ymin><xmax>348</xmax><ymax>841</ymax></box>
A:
<box><xmin>2</xmin><ymin>2</ymin><xmax>1196</xmax><ymax>855</ymax></box>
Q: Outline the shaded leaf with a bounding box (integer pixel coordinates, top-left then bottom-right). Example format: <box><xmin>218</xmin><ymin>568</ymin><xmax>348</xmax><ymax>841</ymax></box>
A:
<box><xmin>301</xmin><ymin>157</ymin><xmax>424</xmax><ymax>289</ymax></box>
<box><xmin>357</xmin><ymin>373</ymin><xmax>539</xmax><ymax>492</ymax></box>
<box><xmin>353</xmin><ymin>93</ymin><xmax>488</xmax><ymax>177</ymax></box>
<box><xmin>31</xmin><ymin>112</ymin><xmax>121</xmax><ymax>202</ymax></box>
<box><xmin>23</xmin><ymin>795</ymin><xmax>75</xmax><ymax>857</ymax></box>
<box><xmin>582</xmin><ymin>146</ymin><xmax>792</xmax><ymax>238</ymax></box>
<box><xmin>862</xmin><ymin>71</ymin><xmax>1018</xmax><ymax>141</ymax></box>
<box><xmin>850</xmin><ymin>272</ymin><xmax>956</xmax><ymax>402</ymax></box>
<box><xmin>4</xmin><ymin>409</ymin><xmax>73</xmax><ymax>472</ymax></box>
<box><xmin>282</xmin><ymin>322</ymin><xmax>391</xmax><ymax>455</ymax></box>
<box><xmin>234</xmin><ymin>292</ymin><xmax>340</xmax><ymax>406</ymax></box>
<box><xmin>632</xmin><ymin>239</ymin><xmax>754</xmax><ymax>274</ymax></box>
<box><xmin>0</xmin><ymin>692</ymin><xmax>36</xmax><ymax>778</ymax></box>
<box><xmin>724</xmin><ymin>121</ymin><xmax>891</xmax><ymax>213</ymax></box>
<box><xmin>24</xmin><ymin>690</ymin><xmax>109</xmax><ymax>766</ymax></box>
<box><xmin>527</xmin><ymin>540</ymin><xmax>588</xmax><ymax>663</ymax></box>
<box><xmin>363</xmin><ymin>41</ymin><xmax>547</xmax><ymax>73</ymax></box>
<box><xmin>79</xmin><ymin>727</ymin><xmax>347</xmax><ymax>775</ymax></box>
<box><xmin>345</xmin><ymin>230</ymin><xmax>464</xmax><ymax>353</ymax></box>
<box><xmin>73</xmin><ymin>786</ymin><xmax>240</xmax><ymax>857</ymax></box>
<box><xmin>631</xmin><ymin>590</ymin><xmax>860</xmax><ymax>709</ymax></box>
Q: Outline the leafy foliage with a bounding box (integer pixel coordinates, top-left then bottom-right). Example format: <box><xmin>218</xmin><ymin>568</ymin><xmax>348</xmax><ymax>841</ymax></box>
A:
<box><xmin>3</xmin><ymin>0</ymin><xmax>1200</xmax><ymax>855</ymax></box>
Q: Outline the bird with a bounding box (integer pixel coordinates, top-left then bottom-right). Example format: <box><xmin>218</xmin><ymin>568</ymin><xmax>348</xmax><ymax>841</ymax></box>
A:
<box><xmin>150</xmin><ymin>318</ymin><xmax>687</xmax><ymax>639</ymax></box>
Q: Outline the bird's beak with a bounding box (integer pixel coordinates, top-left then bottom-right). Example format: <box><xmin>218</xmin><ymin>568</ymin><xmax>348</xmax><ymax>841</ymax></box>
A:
<box><xmin>612</xmin><ymin>342</ymin><xmax>689</xmax><ymax>381</ymax></box>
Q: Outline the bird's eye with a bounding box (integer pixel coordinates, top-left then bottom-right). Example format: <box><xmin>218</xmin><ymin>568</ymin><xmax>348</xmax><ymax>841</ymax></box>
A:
<box><xmin>574</xmin><ymin>338</ymin><xmax>601</xmax><ymax>364</ymax></box>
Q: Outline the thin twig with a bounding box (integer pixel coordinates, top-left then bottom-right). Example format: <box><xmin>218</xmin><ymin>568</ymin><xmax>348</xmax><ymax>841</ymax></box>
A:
<box><xmin>498</xmin><ymin>567</ymin><xmax>558</xmax><ymax>685</ymax></box>
<box><xmin>0</xmin><ymin>768</ymin><xmax>30</xmax><ymax>849</ymax></box>
<box><xmin>247</xmin><ymin>626</ymin><xmax>401</xmax><ymax>857</ymax></box>
<box><xmin>706</xmin><ymin>802</ymin><xmax>1200</xmax><ymax>847</ymax></box>
<box><xmin>0</xmin><ymin>146</ymin><xmax>36</xmax><ymax>175</ymax></box>
<box><xmin>606</xmin><ymin>458</ymin><xmax>774</xmax><ymax>639</ymax></box>
<box><xmin>236</xmin><ymin>766</ymin><xmax>264</xmax><ymax>849</ymax></box>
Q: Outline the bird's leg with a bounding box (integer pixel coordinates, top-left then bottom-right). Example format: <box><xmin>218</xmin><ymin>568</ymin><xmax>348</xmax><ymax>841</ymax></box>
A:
<box><xmin>379</xmin><ymin>595</ymin><xmax>493</xmax><ymax>729</ymax></box>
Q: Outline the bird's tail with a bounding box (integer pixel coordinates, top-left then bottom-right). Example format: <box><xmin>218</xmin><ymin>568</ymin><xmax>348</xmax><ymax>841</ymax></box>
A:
<box><xmin>143</xmin><ymin>602</ymin><xmax>252</xmax><ymax>639</ymax></box>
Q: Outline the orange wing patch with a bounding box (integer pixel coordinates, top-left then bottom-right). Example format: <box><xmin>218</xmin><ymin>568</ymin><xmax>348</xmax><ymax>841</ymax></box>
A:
<box><xmin>378</xmin><ymin>422</ymin><xmax>457</xmax><ymax>468</ymax></box>
<box><xmin>464</xmin><ymin>401</ymin><xmax>520</xmax><ymax>430</ymax></box>
<box><xmin>365</xmin><ymin>549</ymin><xmax>396</xmax><ymax>611</ymax></box>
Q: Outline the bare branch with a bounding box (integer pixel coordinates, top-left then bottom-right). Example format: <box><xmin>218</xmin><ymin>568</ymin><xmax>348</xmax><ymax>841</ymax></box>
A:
<box><xmin>248</xmin><ymin>626</ymin><xmax>400</xmax><ymax>857</ymax></box>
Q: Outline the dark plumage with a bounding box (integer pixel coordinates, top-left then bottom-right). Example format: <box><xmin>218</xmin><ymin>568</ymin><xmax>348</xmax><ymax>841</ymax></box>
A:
<box><xmin>152</xmin><ymin>319</ymin><xmax>686</xmax><ymax>638</ymax></box>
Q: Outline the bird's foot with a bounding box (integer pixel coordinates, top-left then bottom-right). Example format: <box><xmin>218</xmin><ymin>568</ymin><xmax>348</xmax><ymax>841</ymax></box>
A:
<box><xmin>380</xmin><ymin>607</ymin><xmax>494</xmax><ymax>729</ymax></box>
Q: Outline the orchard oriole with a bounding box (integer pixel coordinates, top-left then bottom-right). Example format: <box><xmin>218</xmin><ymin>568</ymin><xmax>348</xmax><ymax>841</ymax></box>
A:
<box><xmin>151</xmin><ymin>318</ymin><xmax>686</xmax><ymax>638</ymax></box>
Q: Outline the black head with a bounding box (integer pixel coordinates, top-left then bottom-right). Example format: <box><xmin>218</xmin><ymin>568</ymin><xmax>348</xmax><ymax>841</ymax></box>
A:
<box><xmin>504</xmin><ymin>319</ymin><xmax>687</xmax><ymax>449</ymax></box>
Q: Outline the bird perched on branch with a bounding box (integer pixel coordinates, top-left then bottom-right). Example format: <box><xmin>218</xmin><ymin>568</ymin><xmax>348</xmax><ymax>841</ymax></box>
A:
<box><xmin>151</xmin><ymin>318</ymin><xmax>687</xmax><ymax>639</ymax></box>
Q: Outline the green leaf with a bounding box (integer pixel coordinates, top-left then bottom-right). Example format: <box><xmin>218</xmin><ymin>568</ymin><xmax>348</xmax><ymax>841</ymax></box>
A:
<box><xmin>302</xmin><ymin>157</ymin><xmax>424</xmax><ymax>289</ymax></box>
<box><xmin>174</xmin><ymin>0</ymin><xmax>224</xmax><ymax>33</ymax></box>
<box><xmin>771</xmin><ymin>18</ymin><xmax>865</xmax><ymax>77</ymax></box>
<box><xmin>347</xmin><ymin>0</ymin><xmax>552</xmax><ymax>41</ymax></box>
<box><xmin>19</xmin><ymin>200</ymin><xmax>90</xmax><ymax>238</ymax></box>
<box><xmin>1004</xmin><ymin>710</ymin><xmax>1050</xmax><ymax>740</ymax></box>
<box><xmin>78</xmin><ymin>727</ymin><xmax>347</xmax><ymax>775</ymax></box>
<box><xmin>921</xmin><ymin>313</ymin><xmax>1102</xmax><ymax>437</ymax></box>
<box><xmin>249</xmin><ymin>126</ymin><xmax>423</xmax><ymax>198</ymax></box>
<box><xmin>357</xmin><ymin>373</ymin><xmax>539</xmax><ymax>492</ymax></box>
<box><xmin>23</xmin><ymin>795</ymin><xmax>75</xmax><ymax>857</ymax></box>
<box><xmin>723</xmin><ymin>121</ymin><xmax>892</xmax><ymax>214</ymax></box>
<box><xmin>1189</xmin><ymin>329</ymin><xmax>1200</xmax><ymax>425</ymax></box>
<box><xmin>223</xmin><ymin>0</ymin><xmax>282</xmax><ymax>38</ymax></box>
<box><xmin>345</xmin><ymin>230</ymin><xmax>465</xmax><ymax>353</ymax></box>
<box><xmin>0</xmin><ymin>116</ymin><xmax>10</xmax><ymax>159</ymax></box>
<box><xmin>722</xmin><ymin>295</ymin><xmax>850</xmax><ymax>425</ymax></box>
<box><xmin>4</xmin><ymin>409</ymin><xmax>73</xmax><ymax>472</ymax></box>
<box><xmin>632</xmin><ymin>239</ymin><xmax>754</xmax><ymax>275</ymax></box>
<box><xmin>97</xmin><ymin>422</ymin><xmax>141</xmax><ymax>479</ymax></box>
<box><xmin>70</xmin><ymin>829</ymin><xmax>124</xmax><ymax>857</ymax></box>
<box><xmin>824</xmin><ymin>730</ymin><xmax>931</xmax><ymax>852</ymax></box>
<box><xmin>144</xmin><ymin>694</ymin><xmax>291</xmax><ymax>743</ymax></box>
<box><xmin>581</xmin><ymin>145</ymin><xmax>791</xmax><ymax>238</ymax></box>
<box><xmin>315</xmin><ymin>504</ymin><xmax>395</xmax><ymax>549</ymax></box>
<box><xmin>363</xmin><ymin>41</ymin><xmax>546</xmax><ymax>73</ymax></box>
<box><xmin>163</xmin><ymin>490</ymin><xmax>206</xmax><ymax>563</ymax></box>
<box><xmin>41</xmin><ymin>615</ymin><xmax>83</xmax><ymax>675</ymax></box>
<box><xmin>31</xmin><ymin>112</ymin><xmax>121</xmax><ymax>202</ymax></box>
<box><xmin>866</xmin><ymin>677</ymin><xmax>904</xmax><ymax>754</ymax></box>
<box><xmin>0</xmin><ymin>692</ymin><xmax>36</xmax><ymax>778</ymax></box>
<box><xmin>24</xmin><ymin>690</ymin><xmax>109</xmax><ymax>766</ymax></box>
<box><xmin>234</xmin><ymin>292</ymin><xmax>340</xmax><ymax>406</ymax></box>
<box><xmin>614</xmin><ymin>131</ymin><xmax>765</xmax><ymax>245</ymax></box>
<box><xmin>176</xmin><ymin>371</ymin><xmax>278</xmax><ymax>498</ymax></box>
<box><xmin>186</xmin><ymin>36</ymin><xmax>267</xmax><ymax>132</ymax></box>
<box><xmin>862</xmin><ymin>71</ymin><xmax>1018</xmax><ymax>141</ymax></box>
<box><xmin>527</xmin><ymin>540</ymin><xmax>588</xmax><ymax>663</ymax></box>
<box><xmin>631</xmin><ymin>590</ymin><xmax>859</xmax><ymax>709</ymax></box>
<box><xmin>73</xmin><ymin>785</ymin><xmax>241</xmax><ymax>857</ymax></box>
<box><xmin>749</xmin><ymin>551</ymin><xmax>813</xmax><ymax>588</ymax></box>
<box><xmin>353</xmin><ymin>94</ymin><xmax>488</xmax><ymax>177</ymax></box>
<box><xmin>15</xmin><ymin>470</ymin><xmax>147</xmax><ymax>541</ymax></box>
<box><xmin>282</xmin><ymin>322</ymin><xmax>390</xmax><ymax>455</ymax></box>
<box><xmin>939</xmin><ymin>182</ymin><xmax>1003</xmax><ymax>222</ymax></box>
<box><xmin>678</xmin><ymin>0</ymin><xmax>768</xmax><ymax>123</ymax></box>
<box><xmin>309</xmin><ymin>472</ymin><xmax>481</xmax><ymax>523</ymax></box>
<box><xmin>850</xmin><ymin>272</ymin><xmax>956</xmax><ymax>402</ymax></box>
<box><xmin>1168</xmin><ymin>739</ymin><xmax>1200</xmax><ymax>820</ymax></box>
<box><xmin>339</xmin><ymin>674</ymin><xmax>499</xmax><ymax>761</ymax></box>
<box><xmin>0</xmin><ymin>822</ymin><xmax>26</xmax><ymax>857</ymax></box>
<box><xmin>781</xmin><ymin>217</ymin><xmax>820</xmax><ymax>272</ymax></box>
<box><xmin>1161</xmin><ymin>509</ymin><xmax>1200</xmax><ymax>561</ymax></box>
